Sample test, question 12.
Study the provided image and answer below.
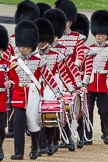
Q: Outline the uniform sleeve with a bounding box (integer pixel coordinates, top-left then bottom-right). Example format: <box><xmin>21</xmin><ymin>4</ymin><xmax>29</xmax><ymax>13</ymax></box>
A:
<box><xmin>65</xmin><ymin>55</ymin><xmax>83</xmax><ymax>88</ymax></box>
<box><xmin>8</xmin><ymin>65</ymin><xmax>19</xmax><ymax>88</ymax></box>
<box><xmin>57</xmin><ymin>59</ymin><xmax>75</xmax><ymax>92</ymax></box>
<box><xmin>40</xmin><ymin>65</ymin><xmax>62</xmax><ymax>98</ymax></box>
<box><xmin>75</xmin><ymin>35</ymin><xmax>85</xmax><ymax>68</ymax></box>
<box><xmin>2</xmin><ymin>44</ymin><xmax>15</xmax><ymax>61</ymax></box>
<box><xmin>105</xmin><ymin>59</ymin><xmax>108</xmax><ymax>70</ymax></box>
<box><xmin>83</xmin><ymin>54</ymin><xmax>93</xmax><ymax>85</ymax></box>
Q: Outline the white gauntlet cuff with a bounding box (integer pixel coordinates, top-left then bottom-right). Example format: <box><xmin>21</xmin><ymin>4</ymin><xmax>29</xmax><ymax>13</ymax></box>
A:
<box><xmin>83</xmin><ymin>75</ymin><xmax>90</xmax><ymax>85</ymax></box>
<box><xmin>53</xmin><ymin>88</ymin><xmax>62</xmax><ymax>98</ymax></box>
<box><xmin>75</xmin><ymin>76</ymin><xmax>82</xmax><ymax>87</ymax></box>
<box><xmin>67</xmin><ymin>83</ymin><xmax>75</xmax><ymax>92</ymax></box>
<box><xmin>74</xmin><ymin>60</ymin><xmax>81</xmax><ymax>68</ymax></box>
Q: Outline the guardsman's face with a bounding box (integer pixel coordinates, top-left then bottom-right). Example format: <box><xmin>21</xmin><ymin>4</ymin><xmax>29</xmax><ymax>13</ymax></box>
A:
<box><xmin>65</xmin><ymin>20</ymin><xmax>72</xmax><ymax>32</ymax></box>
<box><xmin>38</xmin><ymin>41</ymin><xmax>49</xmax><ymax>50</ymax></box>
<box><xmin>18</xmin><ymin>47</ymin><xmax>32</xmax><ymax>55</ymax></box>
<box><xmin>95</xmin><ymin>34</ymin><xmax>108</xmax><ymax>43</ymax></box>
<box><xmin>0</xmin><ymin>48</ymin><xmax>3</xmax><ymax>56</ymax></box>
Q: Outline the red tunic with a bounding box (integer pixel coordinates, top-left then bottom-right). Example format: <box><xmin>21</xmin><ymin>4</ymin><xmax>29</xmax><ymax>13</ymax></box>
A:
<box><xmin>8</xmin><ymin>52</ymin><xmax>61</xmax><ymax>109</ymax></box>
<box><xmin>88</xmin><ymin>42</ymin><xmax>108</xmax><ymax>92</ymax></box>
<box><xmin>0</xmin><ymin>57</ymin><xmax>10</xmax><ymax>112</ymax></box>
<box><xmin>51</xmin><ymin>42</ymin><xmax>75</xmax><ymax>91</ymax></box>
<box><xmin>58</xmin><ymin>31</ymin><xmax>86</xmax><ymax>88</ymax></box>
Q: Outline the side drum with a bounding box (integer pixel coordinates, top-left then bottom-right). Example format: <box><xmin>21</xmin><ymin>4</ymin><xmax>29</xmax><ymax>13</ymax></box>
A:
<box><xmin>39</xmin><ymin>99</ymin><xmax>66</xmax><ymax>127</ymax></box>
<box><xmin>62</xmin><ymin>92</ymin><xmax>72</xmax><ymax>118</ymax></box>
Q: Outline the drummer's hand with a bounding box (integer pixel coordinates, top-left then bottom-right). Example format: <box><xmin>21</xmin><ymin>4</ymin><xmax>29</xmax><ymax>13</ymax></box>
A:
<box><xmin>70</xmin><ymin>89</ymin><xmax>77</xmax><ymax>94</ymax></box>
<box><xmin>57</xmin><ymin>93</ymin><xmax>63</xmax><ymax>100</ymax></box>
<box><xmin>80</xmin><ymin>86</ymin><xmax>88</xmax><ymax>93</ymax></box>
<box><xmin>4</xmin><ymin>81</ymin><xmax>12</xmax><ymax>89</ymax></box>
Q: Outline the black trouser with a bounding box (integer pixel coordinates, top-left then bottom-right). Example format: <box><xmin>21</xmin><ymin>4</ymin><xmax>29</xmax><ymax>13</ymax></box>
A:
<box><xmin>13</xmin><ymin>108</ymin><xmax>26</xmax><ymax>155</ymax></box>
<box><xmin>53</xmin><ymin>127</ymin><xmax>60</xmax><ymax>145</ymax></box>
<box><xmin>86</xmin><ymin>92</ymin><xmax>108</xmax><ymax>140</ymax></box>
<box><xmin>0</xmin><ymin>129</ymin><xmax>5</xmax><ymax>150</ymax></box>
<box><xmin>40</xmin><ymin>127</ymin><xmax>47</xmax><ymax>148</ymax></box>
<box><xmin>45</xmin><ymin>127</ymin><xmax>55</xmax><ymax>145</ymax></box>
<box><xmin>77</xmin><ymin>116</ymin><xmax>84</xmax><ymax>141</ymax></box>
<box><xmin>40</xmin><ymin>127</ymin><xmax>55</xmax><ymax>147</ymax></box>
<box><xmin>0</xmin><ymin>112</ymin><xmax>7</xmax><ymax>150</ymax></box>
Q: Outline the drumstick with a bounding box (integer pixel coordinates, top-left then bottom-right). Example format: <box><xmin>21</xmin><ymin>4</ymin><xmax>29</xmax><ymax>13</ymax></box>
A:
<box><xmin>8</xmin><ymin>109</ymin><xmax>14</xmax><ymax>121</ymax></box>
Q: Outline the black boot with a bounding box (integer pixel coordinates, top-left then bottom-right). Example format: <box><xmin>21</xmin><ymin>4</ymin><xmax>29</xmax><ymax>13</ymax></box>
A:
<box><xmin>67</xmin><ymin>137</ymin><xmax>75</xmax><ymax>151</ymax></box>
<box><xmin>103</xmin><ymin>129</ymin><xmax>108</xmax><ymax>144</ymax></box>
<box><xmin>77</xmin><ymin>139</ymin><xmax>84</xmax><ymax>148</ymax></box>
<box><xmin>5</xmin><ymin>131</ymin><xmax>14</xmax><ymax>138</ymax></box>
<box><xmin>54</xmin><ymin>141</ymin><xmax>59</xmax><ymax>152</ymax></box>
<box><xmin>10</xmin><ymin>154</ymin><xmax>23</xmax><ymax>160</ymax></box>
<box><xmin>0</xmin><ymin>149</ymin><xmax>4</xmax><ymax>161</ymax></box>
<box><xmin>59</xmin><ymin>140</ymin><xmax>67</xmax><ymax>148</ymax></box>
<box><xmin>45</xmin><ymin>128</ymin><xmax>55</xmax><ymax>155</ymax></box>
<box><xmin>100</xmin><ymin>115</ymin><xmax>108</xmax><ymax>144</ymax></box>
<box><xmin>25</xmin><ymin>130</ymin><xmax>31</xmax><ymax>136</ymax></box>
<box><xmin>29</xmin><ymin>131</ymin><xmax>41</xmax><ymax>159</ymax></box>
<box><xmin>0</xmin><ymin>129</ymin><xmax>5</xmax><ymax>161</ymax></box>
<box><xmin>47</xmin><ymin>142</ymin><xmax>55</xmax><ymax>155</ymax></box>
<box><xmin>29</xmin><ymin>148</ymin><xmax>40</xmax><ymax>159</ymax></box>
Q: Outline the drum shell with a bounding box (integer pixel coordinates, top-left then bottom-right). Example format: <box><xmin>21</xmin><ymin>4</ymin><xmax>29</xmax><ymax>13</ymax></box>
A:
<box><xmin>39</xmin><ymin>100</ymin><xmax>66</xmax><ymax>127</ymax></box>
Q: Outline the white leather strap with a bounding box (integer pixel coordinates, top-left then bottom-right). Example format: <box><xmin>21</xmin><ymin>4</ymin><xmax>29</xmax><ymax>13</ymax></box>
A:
<box><xmin>17</xmin><ymin>58</ymin><xmax>41</xmax><ymax>91</ymax></box>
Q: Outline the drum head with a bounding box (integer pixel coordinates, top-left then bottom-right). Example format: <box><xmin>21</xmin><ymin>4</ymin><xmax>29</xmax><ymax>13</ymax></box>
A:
<box><xmin>74</xmin><ymin>95</ymin><xmax>81</xmax><ymax>119</ymax></box>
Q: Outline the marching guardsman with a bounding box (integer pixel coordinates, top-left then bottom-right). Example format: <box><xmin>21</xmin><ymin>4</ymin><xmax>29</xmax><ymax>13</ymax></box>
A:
<box><xmin>43</xmin><ymin>8</ymin><xmax>83</xmax><ymax>93</ymax></box>
<box><xmin>35</xmin><ymin>18</ymin><xmax>74</xmax><ymax>155</ymax></box>
<box><xmin>54</xmin><ymin>0</ymin><xmax>87</xmax><ymax>150</ymax></box>
<box><xmin>54</xmin><ymin>0</ymin><xmax>87</xmax><ymax>93</ymax></box>
<box><xmin>0</xmin><ymin>25</ymin><xmax>9</xmax><ymax>161</ymax></box>
<box><xmin>71</xmin><ymin>13</ymin><xmax>93</xmax><ymax>148</ymax></box>
<box><xmin>43</xmin><ymin>8</ymin><xmax>80</xmax><ymax>152</ymax></box>
<box><xmin>3</xmin><ymin>0</ymin><xmax>40</xmax><ymax>138</ymax></box>
<box><xmin>4</xmin><ymin>20</ymin><xmax>62</xmax><ymax>160</ymax></box>
<box><xmin>55</xmin><ymin>0</ymin><xmax>85</xmax><ymax>68</ymax></box>
<box><xmin>37</xmin><ymin>2</ymin><xmax>51</xmax><ymax>18</ymax></box>
<box><xmin>87</xmin><ymin>10</ymin><xmax>108</xmax><ymax>144</ymax></box>
<box><xmin>71</xmin><ymin>13</ymin><xmax>93</xmax><ymax>88</ymax></box>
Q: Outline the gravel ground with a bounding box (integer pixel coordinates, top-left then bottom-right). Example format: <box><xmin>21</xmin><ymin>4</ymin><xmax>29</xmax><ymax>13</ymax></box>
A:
<box><xmin>3</xmin><ymin>104</ymin><xmax>108</xmax><ymax>162</ymax></box>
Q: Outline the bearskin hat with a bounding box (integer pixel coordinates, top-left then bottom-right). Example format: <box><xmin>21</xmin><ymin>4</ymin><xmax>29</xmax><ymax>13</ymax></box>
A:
<box><xmin>15</xmin><ymin>0</ymin><xmax>40</xmax><ymax>24</ymax></box>
<box><xmin>43</xmin><ymin>8</ymin><xmax>67</xmax><ymax>38</ymax></box>
<box><xmin>34</xmin><ymin>18</ymin><xmax>54</xmax><ymax>44</ymax></box>
<box><xmin>71</xmin><ymin>13</ymin><xmax>89</xmax><ymax>41</ymax></box>
<box><xmin>0</xmin><ymin>25</ymin><xmax>8</xmax><ymax>51</ymax></box>
<box><xmin>91</xmin><ymin>10</ymin><xmax>108</xmax><ymax>36</ymax></box>
<box><xmin>37</xmin><ymin>2</ymin><xmax>51</xmax><ymax>18</ymax></box>
<box><xmin>55</xmin><ymin>0</ymin><xmax>77</xmax><ymax>23</ymax></box>
<box><xmin>15</xmin><ymin>20</ymin><xmax>39</xmax><ymax>52</ymax></box>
